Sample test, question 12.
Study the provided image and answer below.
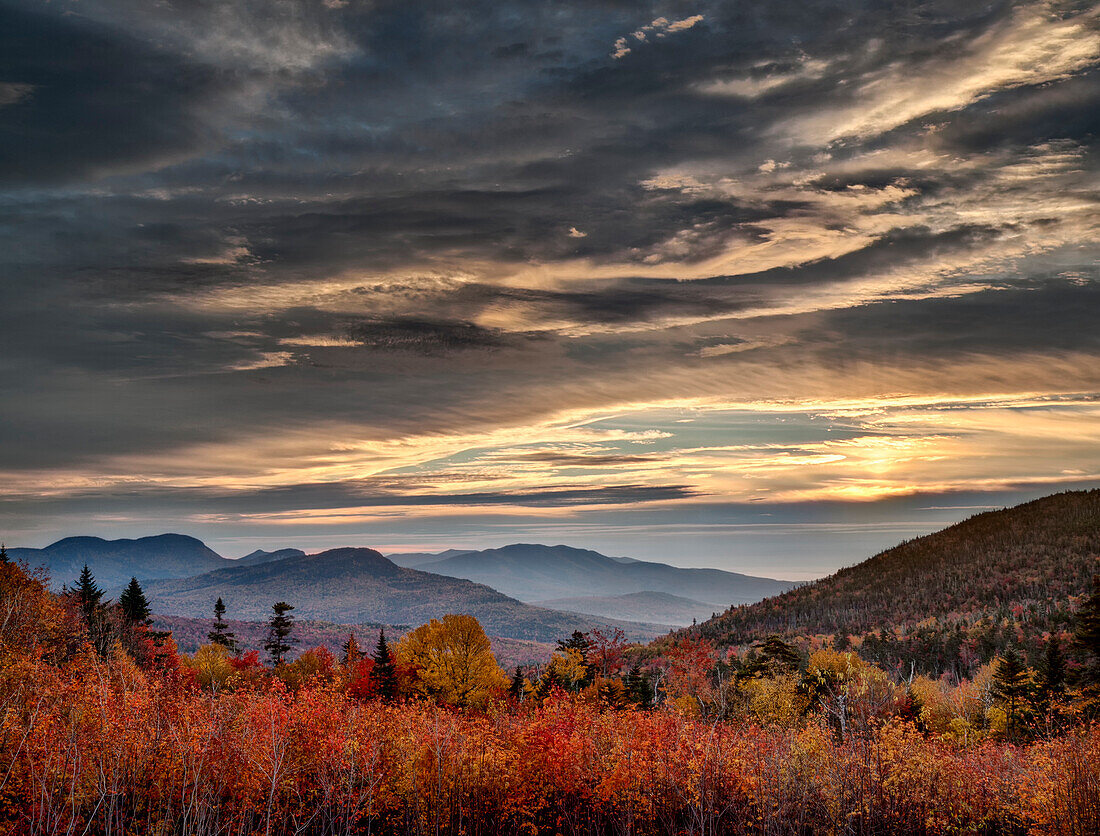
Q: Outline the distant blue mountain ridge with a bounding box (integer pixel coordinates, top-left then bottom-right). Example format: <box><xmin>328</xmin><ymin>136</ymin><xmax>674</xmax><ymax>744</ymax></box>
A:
<box><xmin>9</xmin><ymin>535</ymin><xmax>795</xmax><ymax>629</ymax></box>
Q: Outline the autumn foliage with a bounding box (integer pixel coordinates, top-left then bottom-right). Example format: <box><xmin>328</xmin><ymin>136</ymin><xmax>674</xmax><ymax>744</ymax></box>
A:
<box><xmin>2</xmin><ymin>557</ymin><xmax>1100</xmax><ymax>835</ymax></box>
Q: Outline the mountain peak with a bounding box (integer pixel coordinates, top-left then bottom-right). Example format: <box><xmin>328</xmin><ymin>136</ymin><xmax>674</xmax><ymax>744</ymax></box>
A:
<box><xmin>392</xmin><ymin>542</ymin><xmax>794</xmax><ymax>609</ymax></box>
<box><xmin>309</xmin><ymin>547</ymin><xmax>397</xmax><ymax>572</ymax></box>
<box><xmin>237</xmin><ymin>547</ymin><xmax>307</xmax><ymax>567</ymax></box>
<box><xmin>16</xmin><ymin>533</ymin><xmax>229</xmax><ymax>589</ymax></box>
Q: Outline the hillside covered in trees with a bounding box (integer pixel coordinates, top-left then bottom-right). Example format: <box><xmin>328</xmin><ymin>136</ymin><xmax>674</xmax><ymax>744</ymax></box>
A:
<box><xmin>2</xmin><ymin>532</ymin><xmax>1100</xmax><ymax>835</ymax></box>
<box><xmin>687</xmin><ymin>490</ymin><xmax>1100</xmax><ymax>677</ymax></box>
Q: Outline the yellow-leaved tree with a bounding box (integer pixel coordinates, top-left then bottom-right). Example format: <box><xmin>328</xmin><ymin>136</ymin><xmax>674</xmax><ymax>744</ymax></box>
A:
<box><xmin>397</xmin><ymin>614</ymin><xmax>508</xmax><ymax>707</ymax></box>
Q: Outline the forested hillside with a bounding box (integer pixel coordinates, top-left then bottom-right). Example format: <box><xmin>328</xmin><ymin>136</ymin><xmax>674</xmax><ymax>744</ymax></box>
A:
<box><xmin>687</xmin><ymin>490</ymin><xmax>1100</xmax><ymax>676</ymax></box>
<box><xmin>2</xmin><ymin>536</ymin><xmax>1100</xmax><ymax>836</ymax></box>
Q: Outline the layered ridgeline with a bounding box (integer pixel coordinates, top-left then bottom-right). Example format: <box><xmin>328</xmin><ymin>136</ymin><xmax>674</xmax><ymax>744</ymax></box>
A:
<box><xmin>389</xmin><ymin>544</ymin><xmax>794</xmax><ymax>625</ymax></box>
<box><xmin>235</xmin><ymin>548</ymin><xmax>306</xmax><ymax>567</ymax></box>
<box><xmin>683</xmin><ymin>490</ymin><xmax>1100</xmax><ymax>676</ymax></box>
<box><xmin>9</xmin><ymin>534</ymin><xmax>231</xmax><ymax>589</ymax></box>
<box><xmin>144</xmin><ymin>548</ymin><xmax>666</xmax><ymax>642</ymax></box>
<box><xmin>534</xmin><ymin>591</ymin><xmax>720</xmax><ymax>626</ymax></box>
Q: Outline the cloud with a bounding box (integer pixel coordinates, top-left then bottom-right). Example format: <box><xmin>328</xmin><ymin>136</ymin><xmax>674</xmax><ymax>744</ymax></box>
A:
<box><xmin>344</xmin><ymin>317</ymin><xmax>541</xmax><ymax>353</ymax></box>
<box><xmin>1</xmin><ymin>0</ymin><xmax>1098</xmax><ymax>564</ymax></box>
<box><xmin>0</xmin><ymin>81</ymin><xmax>33</xmax><ymax>107</ymax></box>
<box><xmin>697</xmin><ymin>57</ymin><xmax>830</xmax><ymax>99</ymax></box>
<box><xmin>783</xmin><ymin>4</ymin><xmax>1100</xmax><ymax>143</ymax></box>
<box><xmin>613</xmin><ymin>13</ymin><xmax>705</xmax><ymax>58</ymax></box>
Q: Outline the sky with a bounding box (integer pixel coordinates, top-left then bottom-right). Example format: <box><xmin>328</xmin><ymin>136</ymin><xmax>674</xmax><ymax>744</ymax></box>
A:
<box><xmin>1</xmin><ymin>0</ymin><xmax>1098</xmax><ymax>579</ymax></box>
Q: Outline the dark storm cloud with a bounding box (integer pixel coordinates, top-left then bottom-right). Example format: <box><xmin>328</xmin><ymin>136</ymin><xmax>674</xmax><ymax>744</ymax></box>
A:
<box><xmin>0</xmin><ymin>479</ymin><xmax>700</xmax><ymax>522</ymax></box>
<box><xmin>344</xmin><ymin>317</ymin><xmax>535</xmax><ymax>353</ymax></box>
<box><xmin>803</xmin><ymin>277</ymin><xmax>1100</xmax><ymax>360</ymax></box>
<box><xmin>1</xmin><ymin>0</ymin><xmax>1098</xmax><ymax>553</ymax></box>
<box><xmin>0</xmin><ymin>3</ymin><xmax>224</xmax><ymax>185</ymax></box>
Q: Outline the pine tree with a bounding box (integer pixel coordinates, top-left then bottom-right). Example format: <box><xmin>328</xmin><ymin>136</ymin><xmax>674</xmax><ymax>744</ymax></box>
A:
<box><xmin>508</xmin><ymin>667</ymin><xmax>525</xmax><ymax>700</ymax></box>
<box><xmin>556</xmin><ymin>630</ymin><xmax>591</xmax><ymax>657</ymax></box>
<box><xmin>72</xmin><ymin>564</ymin><xmax>112</xmax><ymax>655</ymax></box>
<box><xmin>0</xmin><ymin>543</ymin><xmax>7</xmax><ymax>563</ymax></box>
<box><xmin>1072</xmin><ymin>575</ymin><xmax>1100</xmax><ymax>714</ymax></box>
<box><xmin>73</xmin><ymin>564</ymin><xmax>105</xmax><ymax>623</ymax></box>
<box><xmin>341</xmin><ymin>633</ymin><xmax>362</xmax><ymax>666</ymax></box>
<box><xmin>372</xmin><ymin>628</ymin><xmax>398</xmax><ymax>699</ymax></box>
<box><xmin>992</xmin><ymin>646</ymin><xmax>1032</xmax><ymax>739</ymax></box>
<box><xmin>555</xmin><ymin>630</ymin><xmax>592</xmax><ymax>684</ymax></box>
<box><xmin>749</xmin><ymin>635</ymin><xmax>800</xmax><ymax>676</ymax></box>
<box><xmin>626</xmin><ymin>664</ymin><xmax>652</xmax><ymax>708</ymax></box>
<box><xmin>263</xmin><ymin>601</ymin><xmax>297</xmax><ymax>666</ymax></box>
<box><xmin>1037</xmin><ymin>635</ymin><xmax>1066</xmax><ymax>703</ymax></box>
<box><xmin>207</xmin><ymin>597</ymin><xmax>238</xmax><ymax>652</ymax></box>
<box><xmin>541</xmin><ymin>664</ymin><xmax>565</xmax><ymax>692</ymax></box>
<box><xmin>119</xmin><ymin>577</ymin><xmax>152</xmax><ymax>625</ymax></box>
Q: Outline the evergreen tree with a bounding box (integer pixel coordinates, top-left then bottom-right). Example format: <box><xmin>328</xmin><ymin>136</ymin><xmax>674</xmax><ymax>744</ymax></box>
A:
<box><xmin>119</xmin><ymin>577</ymin><xmax>152</xmax><ymax>625</ymax></box>
<box><xmin>0</xmin><ymin>543</ymin><xmax>7</xmax><ymax>563</ymax></box>
<box><xmin>1072</xmin><ymin>575</ymin><xmax>1100</xmax><ymax>708</ymax></box>
<box><xmin>207</xmin><ymin>597</ymin><xmax>238</xmax><ymax>652</ymax></box>
<box><xmin>341</xmin><ymin>633</ymin><xmax>362</xmax><ymax>666</ymax></box>
<box><xmin>541</xmin><ymin>664</ymin><xmax>565</xmax><ymax>692</ymax></box>
<box><xmin>626</xmin><ymin>664</ymin><xmax>652</xmax><ymax>708</ymax></box>
<box><xmin>1037</xmin><ymin>635</ymin><xmax>1066</xmax><ymax>703</ymax></box>
<box><xmin>748</xmin><ymin>635</ymin><xmax>800</xmax><ymax>676</ymax></box>
<box><xmin>508</xmin><ymin>667</ymin><xmax>525</xmax><ymax>700</ymax></box>
<box><xmin>992</xmin><ymin>646</ymin><xmax>1032</xmax><ymax>739</ymax></box>
<box><xmin>72</xmin><ymin>564</ymin><xmax>112</xmax><ymax>655</ymax></box>
<box><xmin>262</xmin><ymin>601</ymin><xmax>297</xmax><ymax>666</ymax></box>
<box><xmin>372</xmin><ymin>628</ymin><xmax>398</xmax><ymax>699</ymax></box>
<box><xmin>556</xmin><ymin>629</ymin><xmax>591</xmax><ymax>657</ymax></box>
<box><xmin>73</xmin><ymin>564</ymin><xmax>105</xmax><ymax>623</ymax></box>
<box><xmin>555</xmin><ymin>630</ymin><xmax>593</xmax><ymax>684</ymax></box>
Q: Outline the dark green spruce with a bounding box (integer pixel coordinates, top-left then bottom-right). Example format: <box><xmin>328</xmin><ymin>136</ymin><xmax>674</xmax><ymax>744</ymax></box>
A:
<box><xmin>119</xmin><ymin>577</ymin><xmax>152</xmax><ymax>625</ymax></box>
<box><xmin>72</xmin><ymin>564</ymin><xmax>112</xmax><ymax>655</ymax></box>
<box><xmin>208</xmin><ymin>597</ymin><xmax>238</xmax><ymax>653</ymax></box>
<box><xmin>1072</xmin><ymin>575</ymin><xmax>1100</xmax><ymax>713</ymax></box>
<box><xmin>992</xmin><ymin>646</ymin><xmax>1032</xmax><ymax>739</ymax></box>
<box><xmin>372</xmin><ymin>628</ymin><xmax>398</xmax><ymax>699</ymax></box>
<box><xmin>263</xmin><ymin>601</ymin><xmax>297</xmax><ymax>666</ymax></box>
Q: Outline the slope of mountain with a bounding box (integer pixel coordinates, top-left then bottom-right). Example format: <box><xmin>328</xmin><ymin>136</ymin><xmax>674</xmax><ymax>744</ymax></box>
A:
<box><xmin>400</xmin><ymin>544</ymin><xmax>795</xmax><ymax>607</ymax></box>
<box><xmin>235</xmin><ymin>548</ymin><xmax>306</xmax><ymax>567</ymax></box>
<box><xmin>387</xmin><ymin>549</ymin><xmax>474</xmax><ymax>568</ymax></box>
<box><xmin>145</xmin><ymin>547</ymin><xmax>666</xmax><ymax>642</ymax></box>
<box><xmin>9</xmin><ymin>534</ymin><xmax>230</xmax><ymax>590</ymax></box>
<box><xmin>683</xmin><ymin>490</ymin><xmax>1100</xmax><ymax>671</ymax></box>
<box><xmin>534</xmin><ymin>591</ymin><xmax>719</xmax><ymax>627</ymax></box>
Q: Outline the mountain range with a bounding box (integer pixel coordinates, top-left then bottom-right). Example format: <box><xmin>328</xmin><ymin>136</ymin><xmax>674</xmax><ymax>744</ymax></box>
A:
<box><xmin>12</xmin><ymin>535</ymin><xmax>790</xmax><ymax>631</ymax></box>
<box><xmin>533</xmin><ymin>591</ymin><xmax>721</xmax><ymax>626</ymax></box>
<box><xmin>10</xmin><ymin>490</ymin><xmax>1098</xmax><ymax>668</ymax></box>
<box><xmin>143</xmin><ymin>547</ymin><xmax>665</xmax><ymax>642</ymax></box>
<box><xmin>387</xmin><ymin>544</ymin><xmax>796</xmax><ymax>617</ymax></box>
<box><xmin>9</xmin><ymin>534</ymin><xmax>230</xmax><ymax>589</ymax></box>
